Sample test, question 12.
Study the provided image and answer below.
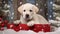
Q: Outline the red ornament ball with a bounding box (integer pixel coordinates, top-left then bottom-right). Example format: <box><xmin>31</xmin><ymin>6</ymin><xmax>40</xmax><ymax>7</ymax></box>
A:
<box><xmin>0</xmin><ymin>23</ymin><xmax>5</xmax><ymax>27</ymax></box>
<box><xmin>0</xmin><ymin>18</ymin><xmax>2</xmax><ymax>21</ymax></box>
<box><xmin>4</xmin><ymin>20</ymin><xmax>9</xmax><ymax>24</ymax></box>
<box><xmin>13</xmin><ymin>26</ymin><xmax>20</xmax><ymax>32</ymax></box>
<box><xmin>7</xmin><ymin>24</ymin><xmax>14</xmax><ymax>29</ymax></box>
<box><xmin>19</xmin><ymin>24</ymin><xmax>29</xmax><ymax>30</ymax></box>
<box><xmin>0</xmin><ymin>27</ymin><xmax>4</xmax><ymax>31</ymax></box>
<box><xmin>0</xmin><ymin>21</ymin><xmax>2</xmax><ymax>24</ymax></box>
<box><xmin>43</xmin><ymin>24</ymin><xmax>51</xmax><ymax>32</ymax></box>
<box><xmin>33</xmin><ymin>24</ymin><xmax>43</xmax><ymax>32</ymax></box>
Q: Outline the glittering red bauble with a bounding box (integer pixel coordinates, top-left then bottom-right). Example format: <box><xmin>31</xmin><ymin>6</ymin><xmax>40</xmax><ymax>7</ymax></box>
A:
<box><xmin>0</xmin><ymin>27</ymin><xmax>4</xmax><ymax>31</ymax></box>
<box><xmin>0</xmin><ymin>18</ymin><xmax>2</xmax><ymax>21</ymax></box>
<box><xmin>33</xmin><ymin>24</ymin><xmax>43</xmax><ymax>32</ymax></box>
<box><xmin>43</xmin><ymin>24</ymin><xmax>51</xmax><ymax>32</ymax></box>
<box><xmin>7</xmin><ymin>24</ymin><xmax>14</xmax><ymax>29</ymax></box>
<box><xmin>0</xmin><ymin>23</ymin><xmax>5</xmax><ymax>27</ymax></box>
<box><xmin>13</xmin><ymin>26</ymin><xmax>20</xmax><ymax>32</ymax></box>
<box><xmin>19</xmin><ymin>24</ymin><xmax>29</xmax><ymax>30</ymax></box>
<box><xmin>4</xmin><ymin>20</ymin><xmax>9</xmax><ymax>24</ymax></box>
<box><xmin>0</xmin><ymin>21</ymin><xmax>2</xmax><ymax>23</ymax></box>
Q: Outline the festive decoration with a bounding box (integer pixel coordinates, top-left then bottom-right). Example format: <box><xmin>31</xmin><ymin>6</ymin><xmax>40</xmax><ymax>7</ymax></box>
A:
<box><xmin>0</xmin><ymin>21</ymin><xmax>51</xmax><ymax>32</ymax></box>
<box><xmin>33</xmin><ymin>24</ymin><xmax>51</xmax><ymax>32</ymax></box>
<box><xmin>18</xmin><ymin>24</ymin><xmax>29</xmax><ymax>30</ymax></box>
<box><xmin>4</xmin><ymin>20</ymin><xmax>9</xmax><ymax>24</ymax></box>
<box><xmin>0</xmin><ymin>27</ymin><xmax>4</xmax><ymax>31</ymax></box>
<box><xmin>0</xmin><ymin>18</ymin><xmax>5</xmax><ymax>27</ymax></box>
<box><xmin>33</xmin><ymin>24</ymin><xmax>43</xmax><ymax>32</ymax></box>
<box><xmin>0</xmin><ymin>18</ymin><xmax>2</xmax><ymax>24</ymax></box>
<box><xmin>0</xmin><ymin>17</ymin><xmax>8</xmax><ymax>31</ymax></box>
<box><xmin>0</xmin><ymin>18</ymin><xmax>2</xmax><ymax>21</ymax></box>
<box><xmin>43</xmin><ymin>24</ymin><xmax>51</xmax><ymax>32</ymax></box>
<box><xmin>0</xmin><ymin>23</ymin><xmax>5</xmax><ymax>27</ymax></box>
<box><xmin>13</xmin><ymin>25</ymin><xmax>20</xmax><ymax>32</ymax></box>
<box><xmin>7</xmin><ymin>23</ymin><xmax>14</xmax><ymax>29</ymax></box>
<box><xmin>13</xmin><ymin>26</ymin><xmax>20</xmax><ymax>32</ymax></box>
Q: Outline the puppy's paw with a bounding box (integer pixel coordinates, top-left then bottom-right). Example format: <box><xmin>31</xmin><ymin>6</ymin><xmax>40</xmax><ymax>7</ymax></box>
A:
<box><xmin>27</xmin><ymin>23</ymin><xmax>34</xmax><ymax>26</ymax></box>
<box><xmin>27</xmin><ymin>21</ymin><xmax>34</xmax><ymax>26</ymax></box>
<box><xmin>14</xmin><ymin>20</ymin><xmax>21</xmax><ymax>24</ymax></box>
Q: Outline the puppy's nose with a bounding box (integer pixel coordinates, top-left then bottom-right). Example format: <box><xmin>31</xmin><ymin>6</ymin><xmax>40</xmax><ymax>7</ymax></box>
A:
<box><xmin>26</xmin><ymin>14</ymin><xmax>29</xmax><ymax>18</ymax></box>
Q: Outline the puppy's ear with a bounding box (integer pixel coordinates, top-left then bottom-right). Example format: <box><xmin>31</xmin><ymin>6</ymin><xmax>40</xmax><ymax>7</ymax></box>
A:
<box><xmin>18</xmin><ymin>5</ymin><xmax>23</xmax><ymax>14</ymax></box>
<box><xmin>33</xmin><ymin>5</ymin><xmax>39</xmax><ymax>13</ymax></box>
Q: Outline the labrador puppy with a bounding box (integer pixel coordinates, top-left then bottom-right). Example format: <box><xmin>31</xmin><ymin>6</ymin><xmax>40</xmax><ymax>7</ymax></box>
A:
<box><xmin>14</xmin><ymin>3</ymin><xmax>49</xmax><ymax>26</ymax></box>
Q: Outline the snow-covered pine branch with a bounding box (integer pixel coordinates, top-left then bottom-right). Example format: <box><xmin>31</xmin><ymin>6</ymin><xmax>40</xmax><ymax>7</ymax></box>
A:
<box><xmin>53</xmin><ymin>4</ymin><xmax>60</xmax><ymax>10</ymax></box>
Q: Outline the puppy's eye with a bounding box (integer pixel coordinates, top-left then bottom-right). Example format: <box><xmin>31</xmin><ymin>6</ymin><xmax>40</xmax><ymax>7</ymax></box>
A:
<box><xmin>24</xmin><ymin>10</ymin><xmax>26</xmax><ymax>12</ymax></box>
<box><xmin>30</xmin><ymin>10</ymin><xmax>32</xmax><ymax>12</ymax></box>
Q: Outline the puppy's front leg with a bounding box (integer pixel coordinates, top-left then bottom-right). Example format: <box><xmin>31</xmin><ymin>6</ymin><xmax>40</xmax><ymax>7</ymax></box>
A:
<box><xmin>14</xmin><ymin>20</ymin><xmax>21</xmax><ymax>24</ymax></box>
<box><xmin>27</xmin><ymin>21</ymin><xmax>35</xmax><ymax>26</ymax></box>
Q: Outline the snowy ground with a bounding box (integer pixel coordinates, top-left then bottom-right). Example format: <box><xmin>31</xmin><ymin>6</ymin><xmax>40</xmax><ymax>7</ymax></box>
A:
<box><xmin>0</xmin><ymin>27</ymin><xmax>60</xmax><ymax>34</ymax></box>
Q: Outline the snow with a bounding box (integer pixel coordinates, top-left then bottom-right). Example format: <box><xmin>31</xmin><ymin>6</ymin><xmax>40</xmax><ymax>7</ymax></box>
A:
<box><xmin>3</xmin><ymin>29</ymin><xmax>37</xmax><ymax>34</ymax></box>
<box><xmin>0</xmin><ymin>27</ymin><xmax>60</xmax><ymax>34</ymax></box>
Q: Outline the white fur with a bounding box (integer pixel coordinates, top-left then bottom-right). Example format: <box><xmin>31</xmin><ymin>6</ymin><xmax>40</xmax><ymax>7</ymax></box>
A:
<box><xmin>14</xmin><ymin>3</ymin><xmax>49</xmax><ymax>26</ymax></box>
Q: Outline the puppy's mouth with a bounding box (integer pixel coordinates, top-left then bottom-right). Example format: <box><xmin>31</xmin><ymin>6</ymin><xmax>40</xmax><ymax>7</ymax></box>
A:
<box><xmin>25</xmin><ymin>14</ymin><xmax>30</xmax><ymax>19</ymax></box>
<box><xmin>25</xmin><ymin>18</ymin><xmax>32</xmax><ymax>22</ymax></box>
<box><xmin>25</xmin><ymin>17</ymin><xmax>30</xmax><ymax>21</ymax></box>
<box><xmin>25</xmin><ymin>15</ymin><xmax>32</xmax><ymax>22</ymax></box>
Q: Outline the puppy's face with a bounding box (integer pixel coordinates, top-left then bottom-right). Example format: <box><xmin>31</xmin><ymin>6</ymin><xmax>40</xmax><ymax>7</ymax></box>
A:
<box><xmin>18</xmin><ymin>3</ymin><xmax>39</xmax><ymax>20</ymax></box>
<box><xmin>22</xmin><ymin>6</ymin><xmax>33</xmax><ymax>20</ymax></box>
